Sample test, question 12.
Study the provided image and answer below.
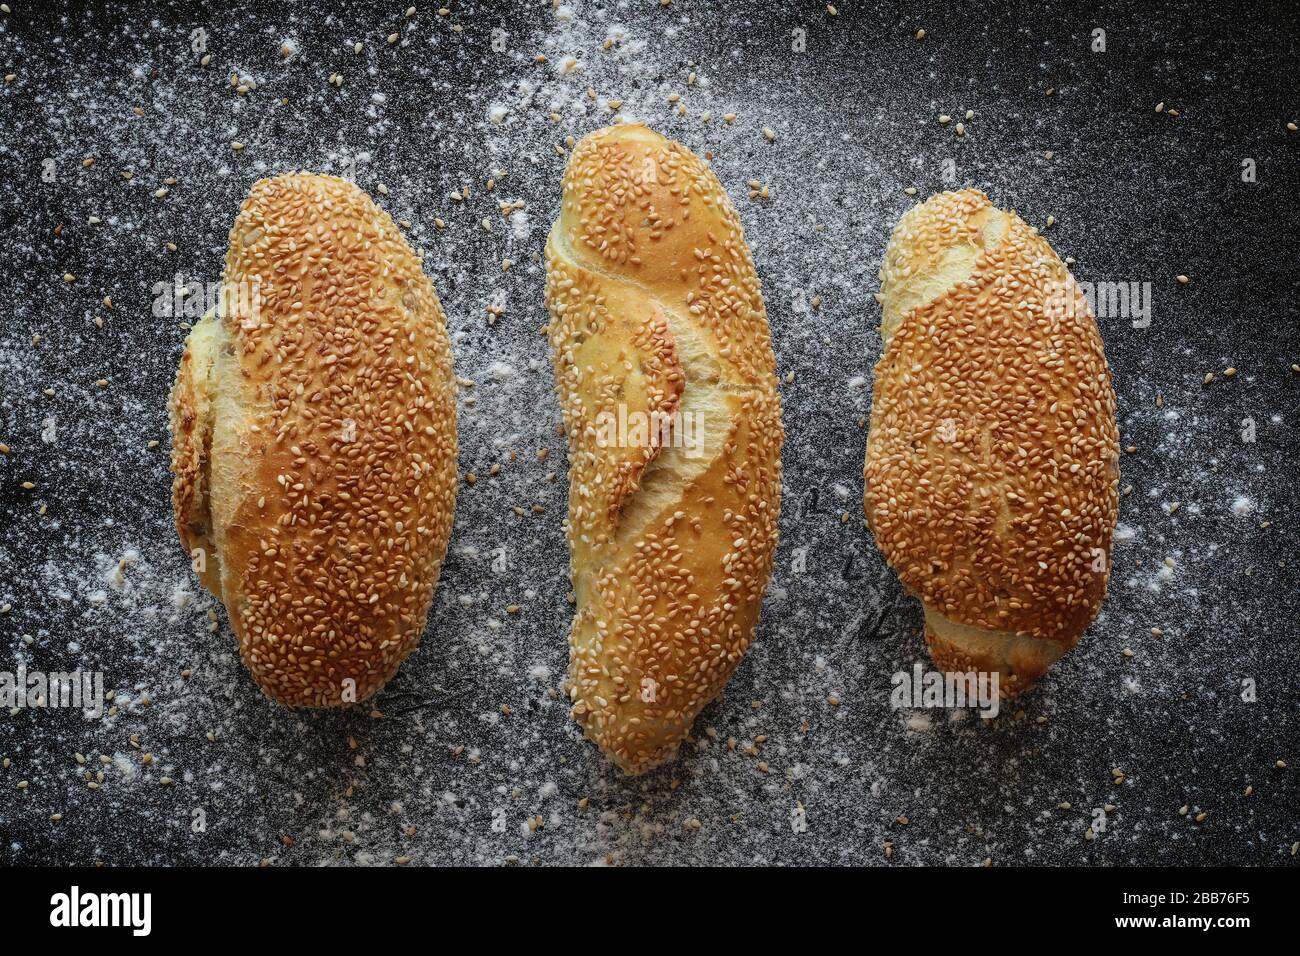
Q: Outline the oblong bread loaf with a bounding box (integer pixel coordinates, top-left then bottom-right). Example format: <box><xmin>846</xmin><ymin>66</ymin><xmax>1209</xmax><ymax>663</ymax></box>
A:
<box><xmin>545</xmin><ymin>124</ymin><xmax>784</xmax><ymax>774</ymax></box>
<box><xmin>168</xmin><ymin>173</ymin><xmax>458</xmax><ymax>708</ymax></box>
<box><xmin>864</xmin><ymin>189</ymin><xmax>1119</xmax><ymax>697</ymax></box>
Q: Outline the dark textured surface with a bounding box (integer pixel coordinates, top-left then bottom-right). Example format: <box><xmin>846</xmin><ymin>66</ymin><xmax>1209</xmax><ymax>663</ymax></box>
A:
<box><xmin>0</xmin><ymin>0</ymin><xmax>1296</xmax><ymax>866</ymax></box>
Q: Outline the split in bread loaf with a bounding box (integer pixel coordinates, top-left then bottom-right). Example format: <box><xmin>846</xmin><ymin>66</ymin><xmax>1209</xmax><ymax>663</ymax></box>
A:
<box><xmin>545</xmin><ymin>124</ymin><xmax>783</xmax><ymax>774</ymax></box>
<box><xmin>864</xmin><ymin>189</ymin><xmax>1119</xmax><ymax>696</ymax></box>
<box><xmin>169</xmin><ymin>173</ymin><xmax>458</xmax><ymax>708</ymax></box>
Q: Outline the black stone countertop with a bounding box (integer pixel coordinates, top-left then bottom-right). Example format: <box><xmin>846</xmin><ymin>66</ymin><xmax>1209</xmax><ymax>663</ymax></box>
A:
<box><xmin>0</xmin><ymin>0</ymin><xmax>1296</xmax><ymax>865</ymax></box>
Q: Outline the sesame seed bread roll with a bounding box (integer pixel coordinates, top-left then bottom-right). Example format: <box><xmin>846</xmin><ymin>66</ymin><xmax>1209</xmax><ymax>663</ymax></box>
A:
<box><xmin>864</xmin><ymin>189</ymin><xmax>1119</xmax><ymax>697</ymax></box>
<box><xmin>168</xmin><ymin>173</ymin><xmax>458</xmax><ymax>708</ymax></box>
<box><xmin>545</xmin><ymin>124</ymin><xmax>783</xmax><ymax>775</ymax></box>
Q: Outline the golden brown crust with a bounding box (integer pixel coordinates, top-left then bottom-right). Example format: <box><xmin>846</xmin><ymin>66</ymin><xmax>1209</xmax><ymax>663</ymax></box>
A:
<box><xmin>168</xmin><ymin>323</ymin><xmax>223</xmax><ymax>597</ymax></box>
<box><xmin>169</xmin><ymin>339</ymin><xmax>206</xmax><ymax>550</ymax></box>
<box><xmin>545</xmin><ymin>124</ymin><xmax>783</xmax><ymax>774</ymax></box>
<box><xmin>865</xmin><ymin>189</ymin><xmax>1119</xmax><ymax>695</ymax></box>
<box><xmin>168</xmin><ymin>173</ymin><xmax>458</xmax><ymax>708</ymax></box>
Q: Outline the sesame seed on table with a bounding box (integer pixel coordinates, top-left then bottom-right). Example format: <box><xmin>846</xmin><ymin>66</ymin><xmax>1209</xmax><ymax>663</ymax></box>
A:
<box><xmin>0</xmin><ymin>0</ymin><xmax>1295</xmax><ymax>867</ymax></box>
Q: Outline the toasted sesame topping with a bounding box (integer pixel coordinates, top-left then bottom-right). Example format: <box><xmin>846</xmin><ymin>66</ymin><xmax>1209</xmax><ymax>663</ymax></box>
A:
<box><xmin>866</xmin><ymin>189</ymin><xmax>1120</xmax><ymax>696</ymax></box>
<box><xmin>168</xmin><ymin>173</ymin><xmax>459</xmax><ymax>708</ymax></box>
<box><xmin>545</xmin><ymin>124</ymin><xmax>783</xmax><ymax>774</ymax></box>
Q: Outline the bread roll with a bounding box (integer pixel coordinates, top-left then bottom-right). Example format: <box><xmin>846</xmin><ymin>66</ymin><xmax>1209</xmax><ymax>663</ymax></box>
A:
<box><xmin>545</xmin><ymin>124</ymin><xmax>783</xmax><ymax>774</ymax></box>
<box><xmin>864</xmin><ymin>189</ymin><xmax>1119</xmax><ymax>696</ymax></box>
<box><xmin>169</xmin><ymin>173</ymin><xmax>458</xmax><ymax>708</ymax></box>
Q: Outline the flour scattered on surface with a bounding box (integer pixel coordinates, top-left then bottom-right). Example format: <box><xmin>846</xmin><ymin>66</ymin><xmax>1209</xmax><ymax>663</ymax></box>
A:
<box><xmin>0</xmin><ymin>0</ymin><xmax>1293</xmax><ymax>869</ymax></box>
